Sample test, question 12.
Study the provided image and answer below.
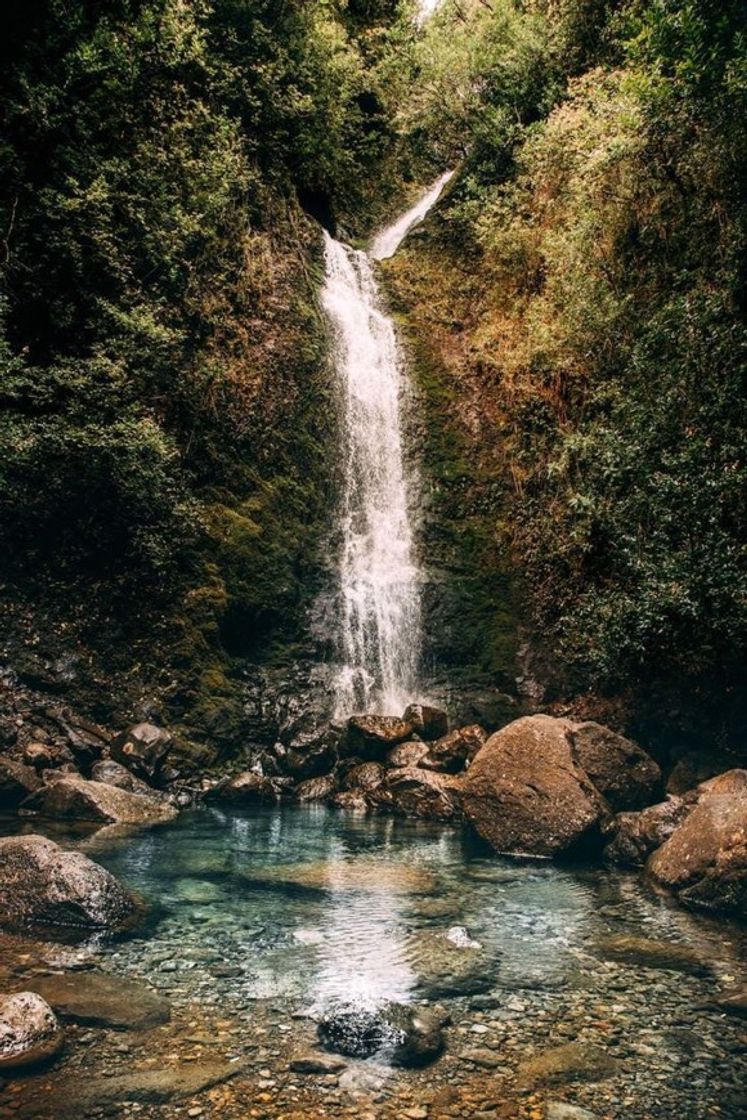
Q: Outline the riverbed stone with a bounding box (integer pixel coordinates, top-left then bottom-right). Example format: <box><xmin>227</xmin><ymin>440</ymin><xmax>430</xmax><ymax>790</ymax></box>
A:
<box><xmin>0</xmin><ymin>834</ymin><xmax>140</xmax><ymax>934</ymax></box>
<box><xmin>568</xmin><ymin>721</ymin><xmax>661</xmax><ymax>810</ymax></box>
<box><xmin>289</xmin><ymin>1052</ymin><xmax>347</xmax><ymax>1074</ymax></box>
<box><xmin>29</xmin><ymin>970</ymin><xmax>171</xmax><ymax>1030</ymax></box>
<box><xmin>0</xmin><ymin>991</ymin><xmax>63</xmax><ymax>1071</ymax></box>
<box><xmin>648</xmin><ymin>769</ymin><xmax>747</xmax><ymax>913</ymax></box>
<box><xmin>294</xmin><ymin>773</ymin><xmax>337</xmax><ymax>802</ymax></box>
<box><xmin>20</xmin><ymin>776</ymin><xmax>177</xmax><ymax>825</ymax></box>
<box><xmin>462</xmin><ymin>715</ymin><xmax>607</xmax><ymax>856</ymax></box>
<box><xmin>90</xmin><ymin>759</ymin><xmax>154</xmax><ymax>795</ymax></box>
<box><xmin>346</xmin><ymin>716</ymin><xmax>414</xmax><ymax>759</ymax></box>
<box><xmin>343</xmin><ymin>761</ymin><xmax>385</xmax><ymax>792</ymax></box>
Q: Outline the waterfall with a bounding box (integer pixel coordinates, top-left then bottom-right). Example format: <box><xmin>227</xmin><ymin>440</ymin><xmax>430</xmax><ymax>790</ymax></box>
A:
<box><xmin>415</xmin><ymin>0</ymin><xmax>445</xmax><ymax>26</ymax></box>
<box><xmin>322</xmin><ymin>173</ymin><xmax>453</xmax><ymax>717</ymax></box>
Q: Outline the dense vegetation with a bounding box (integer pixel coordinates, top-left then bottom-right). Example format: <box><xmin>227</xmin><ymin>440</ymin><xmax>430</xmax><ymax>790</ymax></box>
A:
<box><xmin>386</xmin><ymin>0</ymin><xmax>747</xmax><ymax>749</ymax></box>
<box><xmin>1</xmin><ymin>0</ymin><xmax>745</xmax><ymax>755</ymax></box>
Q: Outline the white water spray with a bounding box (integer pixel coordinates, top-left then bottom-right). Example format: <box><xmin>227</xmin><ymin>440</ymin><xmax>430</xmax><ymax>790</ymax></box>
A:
<box><xmin>322</xmin><ymin>173</ymin><xmax>453</xmax><ymax>717</ymax></box>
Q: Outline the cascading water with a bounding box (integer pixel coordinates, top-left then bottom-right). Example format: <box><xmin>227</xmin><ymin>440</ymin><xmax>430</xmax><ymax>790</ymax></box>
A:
<box><xmin>322</xmin><ymin>173</ymin><xmax>453</xmax><ymax>717</ymax></box>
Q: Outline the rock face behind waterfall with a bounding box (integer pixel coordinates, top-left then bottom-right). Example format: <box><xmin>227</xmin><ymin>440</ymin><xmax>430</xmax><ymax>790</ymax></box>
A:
<box><xmin>0</xmin><ymin>834</ymin><xmax>140</xmax><ymax>934</ymax></box>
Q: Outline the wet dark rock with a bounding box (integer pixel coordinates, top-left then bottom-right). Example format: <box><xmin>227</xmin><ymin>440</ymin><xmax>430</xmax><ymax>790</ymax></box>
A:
<box><xmin>283</xmin><ymin>720</ymin><xmax>341</xmax><ymax>780</ymax></box>
<box><xmin>648</xmin><ymin>769</ymin><xmax>747</xmax><ymax>914</ymax></box>
<box><xmin>516</xmin><ymin>1041</ymin><xmax>619</xmax><ymax>1086</ymax></box>
<box><xmin>402</xmin><ymin>704</ymin><xmax>448</xmax><ymax>741</ymax></box>
<box><xmin>110</xmin><ymin>722</ymin><xmax>173</xmax><ymax>783</ymax></box>
<box><xmin>21</xmin><ymin>776</ymin><xmax>177</xmax><ymax>825</ymax></box>
<box><xmin>343</xmin><ymin>761</ymin><xmax>385</xmax><ymax>792</ymax></box>
<box><xmin>46</xmin><ymin>708</ymin><xmax>109</xmax><ymax>767</ymax></box>
<box><xmin>0</xmin><ymin>756</ymin><xmax>42</xmax><ymax>806</ymax></box>
<box><xmin>91</xmin><ymin>759</ymin><xmax>155</xmax><ymax>796</ymax></box>
<box><xmin>204</xmin><ymin>771</ymin><xmax>287</xmax><ymax>806</ymax></box>
<box><xmin>29</xmin><ymin>971</ymin><xmax>170</xmax><ymax>1030</ymax></box>
<box><xmin>346</xmin><ymin>715</ymin><xmax>414</xmax><ymax>759</ymax></box>
<box><xmin>294</xmin><ymin>773</ymin><xmax>337</xmax><ymax>802</ymax></box>
<box><xmin>371</xmin><ymin>766</ymin><xmax>463</xmax><ymax>821</ymax></box>
<box><xmin>603</xmin><ymin>796</ymin><xmax>693</xmax><ymax>867</ymax></box>
<box><xmin>422</xmin><ymin>725</ymin><xmax>486</xmax><ymax>773</ymax></box>
<box><xmin>0</xmin><ymin>991</ymin><xmax>63</xmax><ymax>1071</ymax></box>
<box><xmin>330</xmin><ymin>790</ymin><xmax>369</xmax><ymax>812</ymax></box>
<box><xmin>386</xmin><ymin>741</ymin><xmax>430</xmax><ymax>769</ymax></box>
<box><xmin>318</xmin><ymin>1002</ymin><xmax>445</xmax><ymax>1066</ymax></box>
<box><xmin>569</xmin><ymin>721</ymin><xmax>661</xmax><ymax>811</ymax></box>
<box><xmin>592</xmin><ymin>934</ymin><xmax>710</xmax><ymax>975</ymax></box>
<box><xmin>666</xmin><ymin>749</ymin><xmax>737</xmax><ymax>795</ymax></box>
<box><xmin>462</xmin><ymin>715</ymin><xmax>608</xmax><ymax>856</ymax></box>
<box><xmin>23</xmin><ymin>742</ymin><xmax>74</xmax><ymax>771</ymax></box>
<box><xmin>0</xmin><ymin>834</ymin><xmax>140</xmax><ymax>934</ymax></box>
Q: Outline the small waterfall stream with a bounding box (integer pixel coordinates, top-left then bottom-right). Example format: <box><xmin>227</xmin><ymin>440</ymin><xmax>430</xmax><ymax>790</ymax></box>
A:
<box><xmin>322</xmin><ymin>174</ymin><xmax>452</xmax><ymax>717</ymax></box>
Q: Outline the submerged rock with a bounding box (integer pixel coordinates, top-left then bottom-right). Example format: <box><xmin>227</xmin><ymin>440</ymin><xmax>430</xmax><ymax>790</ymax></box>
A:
<box><xmin>462</xmin><ymin>715</ymin><xmax>607</xmax><ymax>856</ymax></box>
<box><xmin>407</xmin><ymin>928</ymin><xmax>492</xmax><ymax>998</ymax></box>
<box><xmin>21</xmin><ymin>776</ymin><xmax>177</xmax><ymax>825</ymax></box>
<box><xmin>604</xmin><ymin>796</ymin><xmax>693</xmax><ymax>867</ymax></box>
<box><xmin>242</xmin><ymin>859</ymin><xmax>436</xmax><ymax>896</ymax></box>
<box><xmin>568</xmin><ymin>721</ymin><xmax>661</xmax><ymax>810</ymax></box>
<box><xmin>648</xmin><ymin>769</ymin><xmax>747</xmax><ymax>914</ymax></box>
<box><xmin>346</xmin><ymin>715</ymin><xmax>413</xmax><ymax>759</ymax></box>
<box><xmin>318</xmin><ymin>1002</ymin><xmax>445</xmax><ymax>1066</ymax></box>
<box><xmin>371</xmin><ymin>766</ymin><xmax>463</xmax><ymax>821</ymax></box>
<box><xmin>422</xmin><ymin>725</ymin><xmax>486</xmax><ymax>773</ymax></box>
<box><xmin>110</xmin><ymin>722</ymin><xmax>172</xmax><ymax>783</ymax></box>
<box><xmin>0</xmin><ymin>991</ymin><xmax>63</xmax><ymax>1071</ymax></box>
<box><xmin>29</xmin><ymin>970</ymin><xmax>170</xmax><ymax>1030</ymax></box>
<box><xmin>592</xmin><ymin>934</ymin><xmax>710</xmax><ymax>975</ymax></box>
<box><xmin>516</xmin><ymin>1041</ymin><xmax>619</xmax><ymax>1086</ymax></box>
<box><xmin>402</xmin><ymin>704</ymin><xmax>448</xmax><ymax>741</ymax></box>
<box><xmin>0</xmin><ymin>834</ymin><xmax>140</xmax><ymax>934</ymax></box>
<box><xmin>289</xmin><ymin>1052</ymin><xmax>347</xmax><ymax>1074</ymax></box>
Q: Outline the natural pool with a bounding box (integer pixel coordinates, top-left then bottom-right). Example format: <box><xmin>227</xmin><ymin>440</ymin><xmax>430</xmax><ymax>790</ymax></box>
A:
<box><xmin>2</xmin><ymin>805</ymin><xmax>746</xmax><ymax>1119</ymax></box>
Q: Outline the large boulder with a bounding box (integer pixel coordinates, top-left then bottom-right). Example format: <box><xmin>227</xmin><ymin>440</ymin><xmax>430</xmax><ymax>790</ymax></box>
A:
<box><xmin>110</xmin><ymin>722</ymin><xmax>172</xmax><ymax>783</ymax></box>
<box><xmin>0</xmin><ymin>756</ymin><xmax>42</xmax><ymax>806</ymax></box>
<box><xmin>422</xmin><ymin>725</ymin><xmax>487</xmax><ymax>773</ymax></box>
<box><xmin>407</xmin><ymin>928</ymin><xmax>491</xmax><ymax>998</ymax></box>
<box><xmin>402</xmin><ymin>704</ymin><xmax>448</xmax><ymax>741</ymax></box>
<box><xmin>648</xmin><ymin>769</ymin><xmax>747</xmax><ymax>914</ymax></box>
<box><xmin>0</xmin><ymin>991</ymin><xmax>63</xmax><ymax>1070</ymax></box>
<box><xmin>318</xmin><ymin>1002</ymin><xmax>445</xmax><ymax>1067</ymax></box>
<box><xmin>0</xmin><ymin>834</ymin><xmax>140</xmax><ymax>934</ymax></box>
<box><xmin>346</xmin><ymin>716</ymin><xmax>413</xmax><ymax>760</ymax></box>
<box><xmin>91</xmin><ymin>759</ymin><xmax>154</xmax><ymax>796</ymax></box>
<box><xmin>21</xmin><ymin>776</ymin><xmax>177</xmax><ymax>825</ymax></box>
<box><xmin>461</xmin><ymin>715</ymin><xmax>608</xmax><ymax>856</ymax></box>
<box><xmin>603</xmin><ymin>795</ymin><xmax>693</xmax><ymax>867</ymax></box>
<box><xmin>282</xmin><ymin>720</ymin><xmax>340</xmax><ymax>780</ymax></box>
<box><xmin>371</xmin><ymin>767</ymin><xmax>463</xmax><ymax>822</ymax></box>
<box><xmin>568</xmin><ymin>721</ymin><xmax>661</xmax><ymax>810</ymax></box>
<box><xmin>666</xmin><ymin>749</ymin><xmax>737</xmax><ymax>795</ymax></box>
